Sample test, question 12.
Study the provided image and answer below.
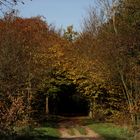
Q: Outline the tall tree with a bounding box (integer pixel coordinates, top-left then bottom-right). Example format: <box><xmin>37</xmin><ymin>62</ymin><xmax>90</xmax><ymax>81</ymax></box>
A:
<box><xmin>82</xmin><ymin>0</ymin><xmax>140</xmax><ymax>124</ymax></box>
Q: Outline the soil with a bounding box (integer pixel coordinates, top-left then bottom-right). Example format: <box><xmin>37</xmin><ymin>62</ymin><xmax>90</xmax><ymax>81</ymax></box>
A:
<box><xmin>58</xmin><ymin>117</ymin><xmax>104</xmax><ymax>140</ymax></box>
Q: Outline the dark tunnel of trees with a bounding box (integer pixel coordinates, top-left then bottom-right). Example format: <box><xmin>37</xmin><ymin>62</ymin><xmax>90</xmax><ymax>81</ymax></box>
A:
<box><xmin>32</xmin><ymin>82</ymin><xmax>90</xmax><ymax>118</ymax></box>
<box><xmin>48</xmin><ymin>87</ymin><xmax>90</xmax><ymax>117</ymax></box>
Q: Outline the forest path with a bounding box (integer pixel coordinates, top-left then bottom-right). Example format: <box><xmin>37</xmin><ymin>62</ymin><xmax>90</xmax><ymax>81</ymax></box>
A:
<box><xmin>58</xmin><ymin>117</ymin><xmax>104</xmax><ymax>140</ymax></box>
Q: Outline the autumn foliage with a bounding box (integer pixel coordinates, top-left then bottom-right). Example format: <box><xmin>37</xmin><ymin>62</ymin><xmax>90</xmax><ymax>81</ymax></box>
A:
<box><xmin>0</xmin><ymin>0</ymin><xmax>140</xmax><ymax>138</ymax></box>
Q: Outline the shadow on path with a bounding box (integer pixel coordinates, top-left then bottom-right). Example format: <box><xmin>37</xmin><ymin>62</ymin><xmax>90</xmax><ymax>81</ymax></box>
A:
<box><xmin>11</xmin><ymin>136</ymin><xmax>102</xmax><ymax>140</ymax></box>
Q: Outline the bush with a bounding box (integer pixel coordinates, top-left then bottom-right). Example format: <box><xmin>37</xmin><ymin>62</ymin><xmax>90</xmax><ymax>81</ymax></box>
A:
<box><xmin>0</xmin><ymin>94</ymin><xmax>27</xmax><ymax>136</ymax></box>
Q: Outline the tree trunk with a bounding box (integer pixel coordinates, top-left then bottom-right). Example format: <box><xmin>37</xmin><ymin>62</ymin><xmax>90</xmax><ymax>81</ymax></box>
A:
<box><xmin>46</xmin><ymin>96</ymin><xmax>49</xmax><ymax>114</ymax></box>
<box><xmin>89</xmin><ymin>98</ymin><xmax>94</xmax><ymax>119</ymax></box>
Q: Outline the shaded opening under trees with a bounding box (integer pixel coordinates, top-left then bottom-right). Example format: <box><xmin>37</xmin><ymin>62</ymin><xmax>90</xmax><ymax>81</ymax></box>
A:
<box><xmin>48</xmin><ymin>83</ymin><xmax>90</xmax><ymax>117</ymax></box>
<box><xmin>32</xmin><ymin>73</ymin><xmax>91</xmax><ymax>119</ymax></box>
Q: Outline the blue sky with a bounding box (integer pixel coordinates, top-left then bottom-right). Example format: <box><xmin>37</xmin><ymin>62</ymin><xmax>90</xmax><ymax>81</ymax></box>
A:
<box><xmin>15</xmin><ymin>0</ymin><xmax>96</xmax><ymax>31</ymax></box>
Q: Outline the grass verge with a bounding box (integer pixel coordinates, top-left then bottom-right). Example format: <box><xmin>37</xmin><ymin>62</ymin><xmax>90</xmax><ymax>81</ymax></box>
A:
<box><xmin>87</xmin><ymin>122</ymin><xmax>133</xmax><ymax>140</ymax></box>
<box><xmin>33</xmin><ymin>127</ymin><xmax>60</xmax><ymax>138</ymax></box>
<box><xmin>12</xmin><ymin>122</ymin><xmax>61</xmax><ymax>140</ymax></box>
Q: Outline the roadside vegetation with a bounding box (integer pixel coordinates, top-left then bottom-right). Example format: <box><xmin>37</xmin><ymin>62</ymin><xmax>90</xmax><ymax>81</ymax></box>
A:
<box><xmin>88</xmin><ymin>122</ymin><xmax>133</xmax><ymax>140</ymax></box>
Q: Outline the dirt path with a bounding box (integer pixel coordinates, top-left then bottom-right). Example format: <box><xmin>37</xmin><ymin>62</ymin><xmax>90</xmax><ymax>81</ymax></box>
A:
<box><xmin>58</xmin><ymin>117</ymin><xmax>104</xmax><ymax>140</ymax></box>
